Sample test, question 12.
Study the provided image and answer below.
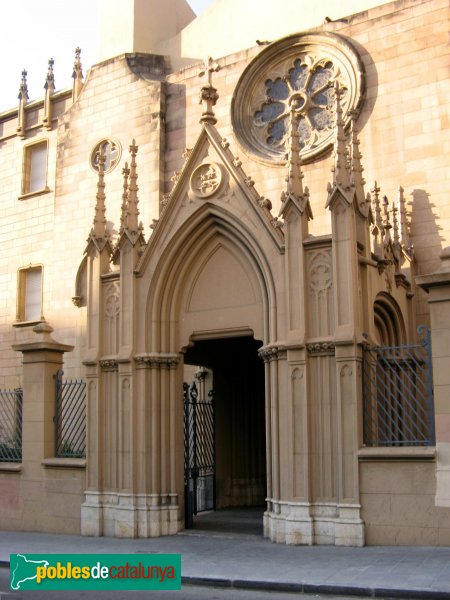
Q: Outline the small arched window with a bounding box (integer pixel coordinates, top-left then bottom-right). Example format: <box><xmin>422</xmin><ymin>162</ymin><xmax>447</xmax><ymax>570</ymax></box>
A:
<box><xmin>373</xmin><ymin>294</ymin><xmax>406</xmax><ymax>347</ymax></box>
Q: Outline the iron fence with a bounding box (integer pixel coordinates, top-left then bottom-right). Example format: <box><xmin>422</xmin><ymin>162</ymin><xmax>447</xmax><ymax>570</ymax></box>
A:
<box><xmin>0</xmin><ymin>388</ymin><xmax>23</xmax><ymax>462</ymax></box>
<box><xmin>363</xmin><ymin>326</ymin><xmax>434</xmax><ymax>447</ymax></box>
<box><xmin>54</xmin><ymin>370</ymin><xmax>86</xmax><ymax>458</ymax></box>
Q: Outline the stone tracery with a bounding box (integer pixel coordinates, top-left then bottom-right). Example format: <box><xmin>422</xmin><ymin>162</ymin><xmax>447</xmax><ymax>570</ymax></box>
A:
<box><xmin>231</xmin><ymin>32</ymin><xmax>365</xmax><ymax>164</ymax></box>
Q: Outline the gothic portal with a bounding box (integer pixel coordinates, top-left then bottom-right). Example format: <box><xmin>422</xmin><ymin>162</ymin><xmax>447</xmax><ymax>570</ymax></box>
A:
<box><xmin>1</xmin><ymin>0</ymin><xmax>449</xmax><ymax>547</ymax></box>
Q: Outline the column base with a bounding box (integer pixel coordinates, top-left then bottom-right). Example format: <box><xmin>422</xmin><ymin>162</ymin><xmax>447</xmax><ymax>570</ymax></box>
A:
<box><xmin>264</xmin><ymin>500</ymin><xmax>364</xmax><ymax>546</ymax></box>
<box><xmin>81</xmin><ymin>491</ymin><xmax>182</xmax><ymax>538</ymax></box>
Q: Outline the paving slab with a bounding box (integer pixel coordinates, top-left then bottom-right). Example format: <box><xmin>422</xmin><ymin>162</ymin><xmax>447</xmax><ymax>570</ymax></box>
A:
<box><xmin>1</xmin><ymin>528</ymin><xmax>450</xmax><ymax>598</ymax></box>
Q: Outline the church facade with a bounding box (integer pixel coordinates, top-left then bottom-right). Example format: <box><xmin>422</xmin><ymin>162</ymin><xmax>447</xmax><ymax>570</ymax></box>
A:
<box><xmin>1</xmin><ymin>0</ymin><xmax>450</xmax><ymax>546</ymax></box>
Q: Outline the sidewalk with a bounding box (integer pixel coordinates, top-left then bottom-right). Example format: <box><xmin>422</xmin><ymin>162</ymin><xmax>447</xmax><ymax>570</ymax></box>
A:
<box><xmin>1</xmin><ymin>517</ymin><xmax>450</xmax><ymax>599</ymax></box>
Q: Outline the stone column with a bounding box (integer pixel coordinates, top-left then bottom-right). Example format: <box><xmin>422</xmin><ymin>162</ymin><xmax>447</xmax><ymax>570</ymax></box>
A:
<box><xmin>416</xmin><ymin>247</ymin><xmax>450</xmax><ymax>507</ymax></box>
<box><xmin>12</xmin><ymin>323</ymin><xmax>74</xmax><ymax>468</ymax></box>
<box><xmin>327</xmin><ymin>190</ymin><xmax>365</xmax><ymax>546</ymax></box>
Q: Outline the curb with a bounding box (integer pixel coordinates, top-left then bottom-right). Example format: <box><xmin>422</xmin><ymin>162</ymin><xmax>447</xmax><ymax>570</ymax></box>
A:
<box><xmin>182</xmin><ymin>576</ymin><xmax>450</xmax><ymax>599</ymax></box>
<box><xmin>1</xmin><ymin>562</ymin><xmax>448</xmax><ymax>599</ymax></box>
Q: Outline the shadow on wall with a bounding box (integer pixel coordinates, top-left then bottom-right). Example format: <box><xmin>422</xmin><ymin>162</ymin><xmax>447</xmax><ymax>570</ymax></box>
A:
<box><xmin>345</xmin><ymin>36</ymin><xmax>378</xmax><ymax>133</ymax></box>
<box><xmin>409</xmin><ymin>189</ymin><xmax>444</xmax><ymax>276</ymax></box>
<box><xmin>165</xmin><ymin>82</ymin><xmax>187</xmax><ymax>195</ymax></box>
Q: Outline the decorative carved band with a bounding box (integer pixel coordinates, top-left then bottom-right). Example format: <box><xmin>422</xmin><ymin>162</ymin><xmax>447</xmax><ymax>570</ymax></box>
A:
<box><xmin>307</xmin><ymin>342</ymin><xmax>335</xmax><ymax>356</ymax></box>
<box><xmin>99</xmin><ymin>359</ymin><xmax>118</xmax><ymax>371</ymax></box>
<box><xmin>258</xmin><ymin>344</ymin><xmax>287</xmax><ymax>362</ymax></box>
<box><xmin>134</xmin><ymin>353</ymin><xmax>181</xmax><ymax>369</ymax></box>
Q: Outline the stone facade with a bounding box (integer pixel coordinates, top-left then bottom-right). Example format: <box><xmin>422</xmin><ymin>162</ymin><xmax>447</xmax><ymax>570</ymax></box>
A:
<box><xmin>0</xmin><ymin>0</ymin><xmax>449</xmax><ymax>545</ymax></box>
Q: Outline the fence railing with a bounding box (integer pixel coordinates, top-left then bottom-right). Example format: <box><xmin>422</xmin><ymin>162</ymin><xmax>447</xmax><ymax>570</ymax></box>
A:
<box><xmin>362</xmin><ymin>326</ymin><xmax>435</xmax><ymax>447</ymax></box>
<box><xmin>54</xmin><ymin>370</ymin><xmax>86</xmax><ymax>458</ymax></box>
<box><xmin>0</xmin><ymin>388</ymin><xmax>23</xmax><ymax>462</ymax></box>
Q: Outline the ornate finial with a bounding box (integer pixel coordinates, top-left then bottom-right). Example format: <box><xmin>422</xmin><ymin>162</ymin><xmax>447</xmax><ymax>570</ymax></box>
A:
<box><xmin>45</xmin><ymin>58</ymin><xmax>55</xmax><ymax>91</ymax></box>
<box><xmin>72</xmin><ymin>47</ymin><xmax>83</xmax><ymax>101</ymax></box>
<box><xmin>332</xmin><ymin>81</ymin><xmax>350</xmax><ymax>190</ymax></box>
<box><xmin>43</xmin><ymin>59</ymin><xmax>55</xmax><ymax>130</ymax></box>
<box><xmin>382</xmin><ymin>195</ymin><xmax>390</xmax><ymax>226</ymax></box>
<box><xmin>17</xmin><ymin>69</ymin><xmax>29</xmax><ymax>138</ymax></box>
<box><xmin>120</xmin><ymin>162</ymin><xmax>130</xmax><ymax>234</ymax></box>
<box><xmin>382</xmin><ymin>195</ymin><xmax>392</xmax><ymax>247</ymax></box>
<box><xmin>349</xmin><ymin>110</ymin><xmax>365</xmax><ymax>189</ymax></box>
<box><xmin>286</xmin><ymin>107</ymin><xmax>304</xmax><ymax>197</ymax></box>
<box><xmin>370</xmin><ymin>181</ymin><xmax>383</xmax><ymax>254</ymax></box>
<box><xmin>92</xmin><ymin>146</ymin><xmax>108</xmax><ymax>239</ymax></box>
<box><xmin>198</xmin><ymin>56</ymin><xmax>220</xmax><ymax>124</ymax></box>
<box><xmin>392</xmin><ymin>203</ymin><xmax>400</xmax><ymax>246</ymax></box>
<box><xmin>279</xmin><ymin>107</ymin><xmax>312</xmax><ymax>220</ymax></box>
<box><xmin>371</xmin><ymin>181</ymin><xmax>382</xmax><ymax>230</ymax></box>
<box><xmin>398</xmin><ymin>185</ymin><xmax>411</xmax><ymax>254</ymax></box>
<box><xmin>18</xmin><ymin>69</ymin><xmax>28</xmax><ymax>101</ymax></box>
<box><xmin>126</xmin><ymin>139</ymin><xmax>140</xmax><ymax>233</ymax></box>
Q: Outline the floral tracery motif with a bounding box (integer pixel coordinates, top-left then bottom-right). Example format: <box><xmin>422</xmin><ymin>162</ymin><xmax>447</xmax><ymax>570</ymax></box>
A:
<box><xmin>254</xmin><ymin>55</ymin><xmax>342</xmax><ymax>153</ymax></box>
<box><xmin>231</xmin><ymin>33</ymin><xmax>364</xmax><ymax>164</ymax></box>
<box><xmin>104</xmin><ymin>282</ymin><xmax>120</xmax><ymax>318</ymax></box>
<box><xmin>91</xmin><ymin>139</ymin><xmax>121</xmax><ymax>173</ymax></box>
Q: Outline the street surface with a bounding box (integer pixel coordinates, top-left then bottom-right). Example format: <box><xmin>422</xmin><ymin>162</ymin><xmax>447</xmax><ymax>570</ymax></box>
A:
<box><xmin>0</xmin><ymin>566</ymin><xmax>386</xmax><ymax>600</ymax></box>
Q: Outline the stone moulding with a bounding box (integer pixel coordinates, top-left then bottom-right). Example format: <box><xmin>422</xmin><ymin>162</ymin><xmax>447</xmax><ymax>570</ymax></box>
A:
<box><xmin>134</xmin><ymin>353</ymin><xmax>180</xmax><ymax>368</ymax></box>
<box><xmin>99</xmin><ymin>359</ymin><xmax>118</xmax><ymax>371</ymax></box>
<box><xmin>307</xmin><ymin>341</ymin><xmax>335</xmax><ymax>355</ymax></box>
<box><xmin>231</xmin><ymin>32</ymin><xmax>365</xmax><ymax>165</ymax></box>
<box><xmin>258</xmin><ymin>343</ymin><xmax>287</xmax><ymax>362</ymax></box>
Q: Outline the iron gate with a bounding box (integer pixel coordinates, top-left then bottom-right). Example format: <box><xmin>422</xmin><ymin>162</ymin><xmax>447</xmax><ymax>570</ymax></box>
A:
<box><xmin>184</xmin><ymin>381</ymin><xmax>215</xmax><ymax>528</ymax></box>
<box><xmin>362</xmin><ymin>326</ymin><xmax>435</xmax><ymax>446</ymax></box>
<box><xmin>54</xmin><ymin>369</ymin><xmax>86</xmax><ymax>458</ymax></box>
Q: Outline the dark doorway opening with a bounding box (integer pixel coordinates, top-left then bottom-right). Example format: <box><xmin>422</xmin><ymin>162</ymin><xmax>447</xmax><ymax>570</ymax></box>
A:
<box><xmin>184</xmin><ymin>336</ymin><xmax>266</xmax><ymax>532</ymax></box>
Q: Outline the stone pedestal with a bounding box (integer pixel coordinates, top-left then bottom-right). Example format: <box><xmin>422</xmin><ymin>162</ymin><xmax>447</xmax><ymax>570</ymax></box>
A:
<box><xmin>12</xmin><ymin>323</ymin><xmax>74</xmax><ymax>466</ymax></box>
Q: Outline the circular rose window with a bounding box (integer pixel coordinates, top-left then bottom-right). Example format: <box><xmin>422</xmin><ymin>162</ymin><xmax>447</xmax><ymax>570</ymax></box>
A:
<box><xmin>231</xmin><ymin>33</ymin><xmax>365</xmax><ymax>164</ymax></box>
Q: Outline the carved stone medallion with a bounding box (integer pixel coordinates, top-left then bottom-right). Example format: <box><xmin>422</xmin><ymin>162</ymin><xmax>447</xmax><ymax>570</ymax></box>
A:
<box><xmin>90</xmin><ymin>138</ymin><xmax>121</xmax><ymax>173</ymax></box>
<box><xmin>190</xmin><ymin>163</ymin><xmax>224</xmax><ymax>198</ymax></box>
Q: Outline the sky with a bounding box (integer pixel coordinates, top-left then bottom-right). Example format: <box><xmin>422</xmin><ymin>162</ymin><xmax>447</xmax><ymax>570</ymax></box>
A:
<box><xmin>0</xmin><ymin>0</ymin><xmax>214</xmax><ymax>112</ymax></box>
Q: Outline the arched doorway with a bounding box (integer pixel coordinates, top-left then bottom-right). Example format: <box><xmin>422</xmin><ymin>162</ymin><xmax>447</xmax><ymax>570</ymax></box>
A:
<box><xmin>183</xmin><ymin>335</ymin><xmax>266</xmax><ymax>532</ymax></box>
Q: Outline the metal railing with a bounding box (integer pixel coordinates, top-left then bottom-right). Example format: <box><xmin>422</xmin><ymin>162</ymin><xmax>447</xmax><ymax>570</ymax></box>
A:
<box><xmin>363</xmin><ymin>326</ymin><xmax>435</xmax><ymax>447</ymax></box>
<box><xmin>54</xmin><ymin>370</ymin><xmax>86</xmax><ymax>458</ymax></box>
<box><xmin>0</xmin><ymin>388</ymin><xmax>23</xmax><ymax>462</ymax></box>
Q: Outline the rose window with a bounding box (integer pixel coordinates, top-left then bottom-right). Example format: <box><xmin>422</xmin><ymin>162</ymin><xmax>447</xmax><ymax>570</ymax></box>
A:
<box><xmin>255</xmin><ymin>58</ymin><xmax>340</xmax><ymax>151</ymax></box>
<box><xmin>231</xmin><ymin>33</ymin><xmax>364</xmax><ymax>164</ymax></box>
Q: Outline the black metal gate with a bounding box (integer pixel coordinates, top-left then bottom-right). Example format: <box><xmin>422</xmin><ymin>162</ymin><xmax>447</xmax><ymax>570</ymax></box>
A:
<box><xmin>53</xmin><ymin>369</ymin><xmax>86</xmax><ymax>458</ymax></box>
<box><xmin>362</xmin><ymin>326</ymin><xmax>435</xmax><ymax>447</ymax></box>
<box><xmin>184</xmin><ymin>381</ymin><xmax>215</xmax><ymax>528</ymax></box>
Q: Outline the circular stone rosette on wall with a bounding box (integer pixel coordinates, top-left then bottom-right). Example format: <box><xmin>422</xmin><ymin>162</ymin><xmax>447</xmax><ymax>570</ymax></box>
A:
<box><xmin>90</xmin><ymin>138</ymin><xmax>122</xmax><ymax>173</ymax></box>
<box><xmin>231</xmin><ymin>32</ymin><xmax>365</xmax><ymax>165</ymax></box>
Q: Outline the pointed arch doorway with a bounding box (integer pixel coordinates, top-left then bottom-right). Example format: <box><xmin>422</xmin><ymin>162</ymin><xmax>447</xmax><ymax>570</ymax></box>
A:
<box><xmin>183</xmin><ymin>335</ymin><xmax>266</xmax><ymax>533</ymax></box>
